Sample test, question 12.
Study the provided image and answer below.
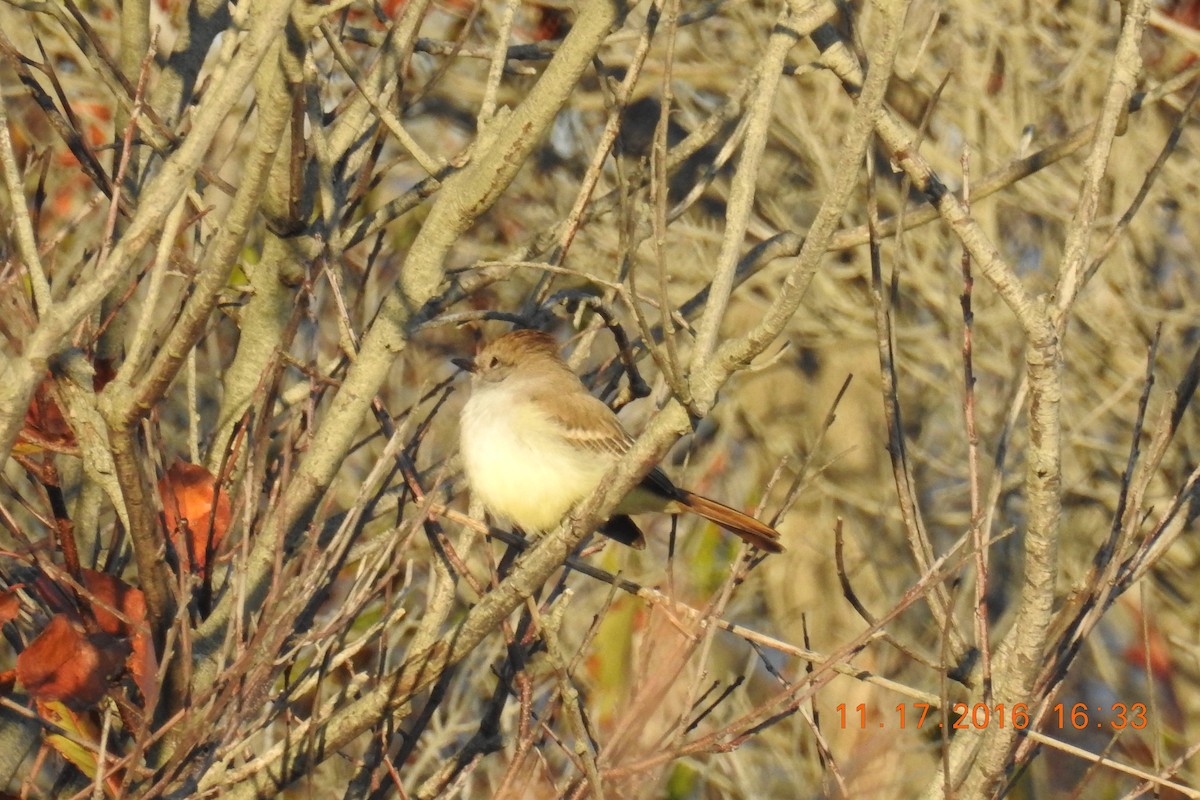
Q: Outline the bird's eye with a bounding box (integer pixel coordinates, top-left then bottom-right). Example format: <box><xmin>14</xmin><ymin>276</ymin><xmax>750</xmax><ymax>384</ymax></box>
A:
<box><xmin>487</xmin><ymin>355</ymin><xmax>500</xmax><ymax>369</ymax></box>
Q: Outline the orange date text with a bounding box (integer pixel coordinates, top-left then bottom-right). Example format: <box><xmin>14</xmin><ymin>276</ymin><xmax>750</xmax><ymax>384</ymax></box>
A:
<box><xmin>834</xmin><ymin>702</ymin><xmax>1148</xmax><ymax>731</ymax></box>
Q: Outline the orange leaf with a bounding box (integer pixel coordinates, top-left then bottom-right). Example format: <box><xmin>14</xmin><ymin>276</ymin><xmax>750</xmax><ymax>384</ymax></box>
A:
<box><xmin>517</xmin><ymin>5</ymin><xmax>568</xmax><ymax>43</ymax></box>
<box><xmin>0</xmin><ymin>587</ymin><xmax>22</xmax><ymax>626</ymax></box>
<box><xmin>16</xmin><ymin>614</ymin><xmax>127</xmax><ymax>709</ymax></box>
<box><xmin>1122</xmin><ymin>608</ymin><xmax>1175</xmax><ymax>683</ymax></box>
<box><xmin>80</xmin><ymin>570</ymin><xmax>143</xmax><ymax>637</ymax></box>
<box><xmin>158</xmin><ymin>460</ymin><xmax>231</xmax><ymax>575</ymax></box>
<box><xmin>378</xmin><ymin>0</ymin><xmax>406</xmax><ymax>17</ymax></box>
<box><xmin>81</xmin><ymin>570</ymin><xmax>155</xmax><ymax>701</ymax></box>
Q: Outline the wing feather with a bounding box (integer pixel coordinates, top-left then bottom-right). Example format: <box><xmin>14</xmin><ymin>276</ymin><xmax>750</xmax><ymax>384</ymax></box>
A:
<box><xmin>537</xmin><ymin>389</ymin><xmax>633</xmax><ymax>457</ymax></box>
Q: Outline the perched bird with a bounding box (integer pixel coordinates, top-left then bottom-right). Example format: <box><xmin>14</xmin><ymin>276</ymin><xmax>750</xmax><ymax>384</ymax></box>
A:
<box><xmin>454</xmin><ymin>330</ymin><xmax>784</xmax><ymax>553</ymax></box>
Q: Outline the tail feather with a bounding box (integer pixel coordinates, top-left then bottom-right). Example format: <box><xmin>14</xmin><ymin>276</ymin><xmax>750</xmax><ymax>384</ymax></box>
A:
<box><xmin>599</xmin><ymin>515</ymin><xmax>647</xmax><ymax>549</ymax></box>
<box><xmin>678</xmin><ymin>491</ymin><xmax>785</xmax><ymax>553</ymax></box>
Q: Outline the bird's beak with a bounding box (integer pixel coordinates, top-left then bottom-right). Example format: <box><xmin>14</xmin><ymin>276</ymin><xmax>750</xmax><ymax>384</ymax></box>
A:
<box><xmin>451</xmin><ymin>356</ymin><xmax>476</xmax><ymax>373</ymax></box>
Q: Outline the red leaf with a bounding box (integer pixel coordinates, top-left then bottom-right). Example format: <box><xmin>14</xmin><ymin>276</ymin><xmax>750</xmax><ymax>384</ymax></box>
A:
<box><xmin>92</xmin><ymin>359</ymin><xmax>116</xmax><ymax>392</ymax></box>
<box><xmin>158</xmin><ymin>460</ymin><xmax>231</xmax><ymax>575</ymax></box>
<box><xmin>16</xmin><ymin>614</ymin><xmax>128</xmax><ymax>709</ymax></box>
<box><xmin>18</xmin><ymin>376</ymin><xmax>75</xmax><ymax>453</ymax></box>
<box><xmin>16</xmin><ymin>363</ymin><xmax>113</xmax><ymax>455</ymax></box>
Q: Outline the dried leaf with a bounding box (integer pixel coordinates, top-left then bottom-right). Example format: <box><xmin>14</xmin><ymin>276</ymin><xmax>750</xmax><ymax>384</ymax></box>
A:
<box><xmin>158</xmin><ymin>460</ymin><xmax>231</xmax><ymax>575</ymax></box>
<box><xmin>16</xmin><ymin>614</ymin><xmax>127</xmax><ymax>709</ymax></box>
<box><xmin>0</xmin><ymin>587</ymin><xmax>22</xmax><ymax>626</ymax></box>
<box><xmin>17</xmin><ymin>376</ymin><xmax>75</xmax><ymax>453</ymax></box>
<box><xmin>80</xmin><ymin>570</ymin><xmax>142</xmax><ymax>637</ymax></box>
<box><xmin>15</xmin><ymin>362</ymin><xmax>114</xmax><ymax>455</ymax></box>
<box><xmin>38</xmin><ymin>699</ymin><xmax>122</xmax><ymax>795</ymax></box>
<box><xmin>81</xmin><ymin>570</ymin><xmax>155</xmax><ymax>701</ymax></box>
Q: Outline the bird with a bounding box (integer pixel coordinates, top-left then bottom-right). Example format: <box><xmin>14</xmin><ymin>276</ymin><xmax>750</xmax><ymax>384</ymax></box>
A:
<box><xmin>453</xmin><ymin>329</ymin><xmax>784</xmax><ymax>553</ymax></box>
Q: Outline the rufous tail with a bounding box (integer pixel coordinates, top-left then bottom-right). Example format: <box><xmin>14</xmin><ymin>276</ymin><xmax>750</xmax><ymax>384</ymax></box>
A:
<box><xmin>678</xmin><ymin>491</ymin><xmax>785</xmax><ymax>553</ymax></box>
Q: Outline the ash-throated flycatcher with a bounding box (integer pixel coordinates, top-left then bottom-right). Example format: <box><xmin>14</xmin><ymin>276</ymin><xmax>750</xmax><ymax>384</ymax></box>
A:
<box><xmin>454</xmin><ymin>330</ymin><xmax>784</xmax><ymax>553</ymax></box>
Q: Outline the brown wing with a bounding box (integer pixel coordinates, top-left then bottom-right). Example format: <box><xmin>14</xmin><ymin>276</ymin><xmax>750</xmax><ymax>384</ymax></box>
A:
<box><xmin>535</xmin><ymin>382</ymin><xmax>686</xmax><ymax>498</ymax></box>
<box><xmin>537</xmin><ymin>388</ymin><xmax>633</xmax><ymax>457</ymax></box>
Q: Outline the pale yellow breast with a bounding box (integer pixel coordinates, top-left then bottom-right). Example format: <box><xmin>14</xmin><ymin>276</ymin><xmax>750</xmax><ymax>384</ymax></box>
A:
<box><xmin>460</xmin><ymin>382</ymin><xmax>614</xmax><ymax>532</ymax></box>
